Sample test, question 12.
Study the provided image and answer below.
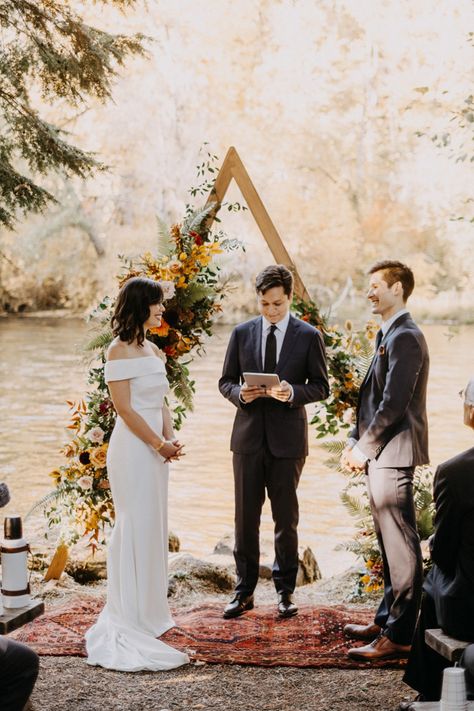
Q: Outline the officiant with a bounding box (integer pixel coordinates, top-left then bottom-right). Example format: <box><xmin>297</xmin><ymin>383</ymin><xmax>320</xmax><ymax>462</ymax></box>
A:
<box><xmin>219</xmin><ymin>264</ymin><xmax>329</xmax><ymax>619</ymax></box>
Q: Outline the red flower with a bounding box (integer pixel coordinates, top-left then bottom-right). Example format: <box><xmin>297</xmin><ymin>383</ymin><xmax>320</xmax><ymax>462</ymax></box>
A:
<box><xmin>189</xmin><ymin>230</ymin><xmax>204</xmax><ymax>246</ymax></box>
<box><xmin>164</xmin><ymin>345</ymin><xmax>177</xmax><ymax>357</ymax></box>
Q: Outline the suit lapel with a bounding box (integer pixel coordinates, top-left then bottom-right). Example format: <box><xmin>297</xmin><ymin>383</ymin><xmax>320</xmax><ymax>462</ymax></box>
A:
<box><xmin>359</xmin><ymin>312</ymin><xmax>411</xmax><ymax>390</ymax></box>
<box><xmin>251</xmin><ymin>318</ymin><xmax>263</xmax><ymax>371</ymax></box>
<box><xmin>276</xmin><ymin>315</ymin><xmax>300</xmax><ymax>374</ymax></box>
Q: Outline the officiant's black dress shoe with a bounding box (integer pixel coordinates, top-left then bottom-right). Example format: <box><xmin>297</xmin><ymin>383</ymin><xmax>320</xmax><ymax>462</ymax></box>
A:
<box><xmin>277</xmin><ymin>593</ymin><xmax>298</xmax><ymax>618</ymax></box>
<box><xmin>223</xmin><ymin>593</ymin><xmax>254</xmax><ymax>619</ymax></box>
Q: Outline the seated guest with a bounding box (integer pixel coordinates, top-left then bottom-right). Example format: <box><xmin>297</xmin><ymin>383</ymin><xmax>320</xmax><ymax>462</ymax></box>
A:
<box><xmin>400</xmin><ymin>377</ymin><xmax>474</xmax><ymax>708</ymax></box>
<box><xmin>0</xmin><ymin>635</ymin><xmax>39</xmax><ymax>711</ymax></box>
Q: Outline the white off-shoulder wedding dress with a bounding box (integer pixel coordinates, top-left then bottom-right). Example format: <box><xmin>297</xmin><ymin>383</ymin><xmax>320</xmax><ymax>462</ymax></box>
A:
<box><xmin>85</xmin><ymin>356</ymin><xmax>189</xmax><ymax>671</ymax></box>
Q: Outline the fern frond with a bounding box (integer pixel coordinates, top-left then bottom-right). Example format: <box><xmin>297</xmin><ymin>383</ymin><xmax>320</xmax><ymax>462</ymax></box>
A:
<box><xmin>156</xmin><ymin>216</ymin><xmax>174</xmax><ymax>256</ymax></box>
<box><xmin>84</xmin><ymin>328</ymin><xmax>113</xmax><ymax>353</ymax></box>
<box><xmin>340</xmin><ymin>491</ymin><xmax>370</xmax><ymax>519</ymax></box>
<box><xmin>320</xmin><ymin>439</ymin><xmax>346</xmax><ymax>456</ymax></box>
<box><xmin>179</xmin><ymin>282</ymin><xmax>214</xmax><ymax>307</ymax></box>
<box><xmin>25</xmin><ymin>490</ymin><xmax>63</xmax><ymax>521</ymax></box>
<box><xmin>182</xmin><ymin>203</ymin><xmax>216</xmax><ymax>235</ymax></box>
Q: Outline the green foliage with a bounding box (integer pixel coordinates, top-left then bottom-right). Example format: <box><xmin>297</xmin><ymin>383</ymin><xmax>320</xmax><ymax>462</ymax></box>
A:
<box><xmin>0</xmin><ymin>0</ymin><xmax>146</xmax><ymax>228</ymax></box>
<box><xmin>292</xmin><ymin>294</ymin><xmax>377</xmax><ymax>438</ymax></box>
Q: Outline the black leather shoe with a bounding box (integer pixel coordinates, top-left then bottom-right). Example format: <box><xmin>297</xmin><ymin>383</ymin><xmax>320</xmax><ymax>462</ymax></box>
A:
<box><xmin>277</xmin><ymin>592</ymin><xmax>298</xmax><ymax>618</ymax></box>
<box><xmin>223</xmin><ymin>593</ymin><xmax>254</xmax><ymax>619</ymax></box>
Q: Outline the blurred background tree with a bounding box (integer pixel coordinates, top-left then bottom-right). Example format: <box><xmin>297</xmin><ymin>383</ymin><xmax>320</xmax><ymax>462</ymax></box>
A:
<box><xmin>0</xmin><ymin>0</ymin><xmax>145</xmax><ymax>229</ymax></box>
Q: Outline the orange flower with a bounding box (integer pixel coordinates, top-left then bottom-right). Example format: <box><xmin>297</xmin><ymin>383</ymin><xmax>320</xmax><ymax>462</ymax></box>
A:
<box><xmin>150</xmin><ymin>318</ymin><xmax>170</xmax><ymax>337</ymax></box>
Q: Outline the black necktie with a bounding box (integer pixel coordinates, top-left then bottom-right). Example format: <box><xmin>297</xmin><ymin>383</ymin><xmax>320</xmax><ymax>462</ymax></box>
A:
<box><xmin>264</xmin><ymin>325</ymin><xmax>277</xmax><ymax>372</ymax></box>
<box><xmin>375</xmin><ymin>329</ymin><xmax>383</xmax><ymax>350</ymax></box>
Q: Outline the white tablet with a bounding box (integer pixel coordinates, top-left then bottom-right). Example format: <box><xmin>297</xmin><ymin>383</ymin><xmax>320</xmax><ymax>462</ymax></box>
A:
<box><xmin>243</xmin><ymin>372</ymin><xmax>281</xmax><ymax>388</ymax></box>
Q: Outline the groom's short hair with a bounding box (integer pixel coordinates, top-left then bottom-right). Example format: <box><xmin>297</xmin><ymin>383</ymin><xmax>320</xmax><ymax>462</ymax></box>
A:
<box><xmin>368</xmin><ymin>260</ymin><xmax>415</xmax><ymax>302</ymax></box>
<box><xmin>255</xmin><ymin>265</ymin><xmax>293</xmax><ymax>296</ymax></box>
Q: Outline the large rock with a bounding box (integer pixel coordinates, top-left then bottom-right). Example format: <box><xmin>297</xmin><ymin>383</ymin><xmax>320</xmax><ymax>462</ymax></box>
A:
<box><xmin>212</xmin><ymin>536</ymin><xmax>321</xmax><ymax>587</ymax></box>
<box><xmin>168</xmin><ymin>553</ymin><xmax>235</xmax><ymax>595</ymax></box>
<box><xmin>168</xmin><ymin>531</ymin><xmax>180</xmax><ymax>552</ymax></box>
<box><xmin>213</xmin><ymin>534</ymin><xmax>233</xmax><ymax>556</ymax></box>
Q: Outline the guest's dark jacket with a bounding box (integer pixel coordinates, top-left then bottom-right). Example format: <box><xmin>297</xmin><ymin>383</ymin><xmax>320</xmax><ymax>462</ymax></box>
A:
<box><xmin>350</xmin><ymin>312</ymin><xmax>429</xmax><ymax>467</ymax></box>
<box><xmin>218</xmin><ymin>315</ymin><xmax>329</xmax><ymax>458</ymax></box>
<box><xmin>424</xmin><ymin>446</ymin><xmax>474</xmax><ymax>641</ymax></box>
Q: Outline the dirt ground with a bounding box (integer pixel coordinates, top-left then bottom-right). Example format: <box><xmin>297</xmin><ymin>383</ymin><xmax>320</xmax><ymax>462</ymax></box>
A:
<box><xmin>26</xmin><ymin>572</ymin><xmax>413</xmax><ymax>711</ymax></box>
<box><xmin>33</xmin><ymin>658</ymin><xmax>407</xmax><ymax>711</ymax></box>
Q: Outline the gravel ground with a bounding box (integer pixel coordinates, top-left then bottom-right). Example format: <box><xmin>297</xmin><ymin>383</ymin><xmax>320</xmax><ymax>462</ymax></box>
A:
<box><xmin>26</xmin><ymin>571</ymin><xmax>414</xmax><ymax>711</ymax></box>
<box><xmin>33</xmin><ymin>659</ymin><xmax>408</xmax><ymax>711</ymax></box>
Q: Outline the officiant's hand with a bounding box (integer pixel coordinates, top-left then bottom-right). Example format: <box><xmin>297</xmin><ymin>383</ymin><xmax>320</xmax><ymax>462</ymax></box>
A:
<box><xmin>240</xmin><ymin>383</ymin><xmax>266</xmax><ymax>403</ymax></box>
<box><xmin>267</xmin><ymin>380</ymin><xmax>292</xmax><ymax>402</ymax></box>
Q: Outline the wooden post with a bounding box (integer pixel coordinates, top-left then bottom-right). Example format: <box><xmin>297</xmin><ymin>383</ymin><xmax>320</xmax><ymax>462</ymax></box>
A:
<box><xmin>204</xmin><ymin>147</ymin><xmax>310</xmax><ymax>301</ymax></box>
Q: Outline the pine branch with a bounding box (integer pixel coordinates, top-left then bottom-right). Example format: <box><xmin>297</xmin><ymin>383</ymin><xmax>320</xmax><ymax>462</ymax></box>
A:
<box><xmin>0</xmin><ymin>0</ymin><xmax>147</xmax><ymax>228</ymax></box>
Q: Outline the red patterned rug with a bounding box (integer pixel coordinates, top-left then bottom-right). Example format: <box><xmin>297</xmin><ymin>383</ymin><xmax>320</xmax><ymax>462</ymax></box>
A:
<box><xmin>9</xmin><ymin>596</ymin><xmax>406</xmax><ymax>668</ymax></box>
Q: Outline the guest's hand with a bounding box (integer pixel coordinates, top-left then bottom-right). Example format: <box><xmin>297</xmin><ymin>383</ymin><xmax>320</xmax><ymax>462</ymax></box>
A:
<box><xmin>240</xmin><ymin>383</ymin><xmax>266</xmax><ymax>403</ymax></box>
<box><xmin>267</xmin><ymin>380</ymin><xmax>292</xmax><ymax>402</ymax></box>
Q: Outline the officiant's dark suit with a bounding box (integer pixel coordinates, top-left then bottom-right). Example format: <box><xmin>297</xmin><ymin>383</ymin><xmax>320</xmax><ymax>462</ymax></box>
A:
<box><xmin>344</xmin><ymin>261</ymin><xmax>430</xmax><ymax>661</ymax></box>
<box><xmin>219</xmin><ymin>265</ymin><xmax>329</xmax><ymax>617</ymax></box>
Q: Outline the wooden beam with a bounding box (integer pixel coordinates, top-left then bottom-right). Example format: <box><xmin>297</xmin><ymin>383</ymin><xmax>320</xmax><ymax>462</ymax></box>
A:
<box><xmin>425</xmin><ymin>628</ymin><xmax>470</xmax><ymax>662</ymax></box>
<box><xmin>205</xmin><ymin>147</ymin><xmax>310</xmax><ymax>301</ymax></box>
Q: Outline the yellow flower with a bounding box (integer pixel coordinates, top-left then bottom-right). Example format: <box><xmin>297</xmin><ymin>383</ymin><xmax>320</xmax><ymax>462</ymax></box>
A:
<box><xmin>360</xmin><ymin>574</ymin><xmax>370</xmax><ymax>584</ymax></box>
<box><xmin>89</xmin><ymin>443</ymin><xmax>108</xmax><ymax>469</ymax></box>
<box><xmin>49</xmin><ymin>469</ymin><xmax>62</xmax><ymax>484</ymax></box>
<box><xmin>179</xmin><ymin>252</ymin><xmax>187</xmax><ymax>261</ymax></box>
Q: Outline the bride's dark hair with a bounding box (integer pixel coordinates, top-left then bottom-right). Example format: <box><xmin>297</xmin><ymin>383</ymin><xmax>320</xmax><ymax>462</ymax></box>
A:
<box><xmin>111</xmin><ymin>277</ymin><xmax>164</xmax><ymax>346</ymax></box>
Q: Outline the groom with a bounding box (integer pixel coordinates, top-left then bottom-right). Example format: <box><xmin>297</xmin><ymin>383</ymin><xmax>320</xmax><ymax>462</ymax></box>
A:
<box><xmin>342</xmin><ymin>260</ymin><xmax>430</xmax><ymax>661</ymax></box>
<box><xmin>219</xmin><ymin>264</ymin><xmax>329</xmax><ymax>619</ymax></box>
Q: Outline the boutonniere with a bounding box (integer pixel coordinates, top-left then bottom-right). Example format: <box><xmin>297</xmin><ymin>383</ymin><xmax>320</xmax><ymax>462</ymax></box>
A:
<box><xmin>378</xmin><ymin>345</ymin><xmax>386</xmax><ymax>356</ymax></box>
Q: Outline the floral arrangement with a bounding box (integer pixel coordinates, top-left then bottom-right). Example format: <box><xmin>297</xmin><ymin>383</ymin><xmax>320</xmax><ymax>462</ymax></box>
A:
<box><xmin>42</xmin><ymin>155</ymin><xmax>243</xmax><ymax>551</ymax></box>
<box><xmin>291</xmin><ymin>295</ymin><xmax>378</xmax><ymax>437</ymax></box>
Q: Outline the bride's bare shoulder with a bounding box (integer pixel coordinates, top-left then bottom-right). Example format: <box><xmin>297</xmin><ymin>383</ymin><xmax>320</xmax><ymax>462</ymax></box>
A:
<box><xmin>107</xmin><ymin>338</ymin><xmax>131</xmax><ymax>361</ymax></box>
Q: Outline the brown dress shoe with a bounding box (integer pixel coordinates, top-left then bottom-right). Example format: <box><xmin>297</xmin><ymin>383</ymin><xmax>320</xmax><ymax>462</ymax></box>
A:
<box><xmin>343</xmin><ymin>622</ymin><xmax>382</xmax><ymax>640</ymax></box>
<box><xmin>347</xmin><ymin>634</ymin><xmax>411</xmax><ymax>661</ymax></box>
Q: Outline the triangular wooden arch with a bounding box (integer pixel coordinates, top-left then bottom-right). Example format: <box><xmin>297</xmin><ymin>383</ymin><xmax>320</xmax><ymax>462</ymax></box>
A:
<box><xmin>204</xmin><ymin>147</ymin><xmax>310</xmax><ymax>301</ymax></box>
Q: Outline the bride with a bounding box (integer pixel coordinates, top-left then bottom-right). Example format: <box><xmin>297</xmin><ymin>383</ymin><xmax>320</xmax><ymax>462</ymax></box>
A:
<box><xmin>85</xmin><ymin>276</ymin><xmax>189</xmax><ymax>671</ymax></box>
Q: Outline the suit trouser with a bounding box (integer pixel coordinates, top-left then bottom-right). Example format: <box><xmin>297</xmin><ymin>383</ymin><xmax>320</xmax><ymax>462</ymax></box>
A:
<box><xmin>367</xmin><ymin>462</ymin><xmax>423</xmax><ymax>645</ymax></box>
<box><xmin>232</xmin><ymin>446</ymin><xmax>305</xmax><ymax>595</ymax></box>
<box><xmin>0</xmin><ymin>637</ymin><xmax>39</xmax><ymax>711</ymax></box>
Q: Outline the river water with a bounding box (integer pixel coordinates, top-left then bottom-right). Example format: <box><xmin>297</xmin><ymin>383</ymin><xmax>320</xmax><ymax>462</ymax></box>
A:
<box><xmin>0</xmin><ymin>317</ymin><xmax>472</xmax><ymax>576</ymax></box>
